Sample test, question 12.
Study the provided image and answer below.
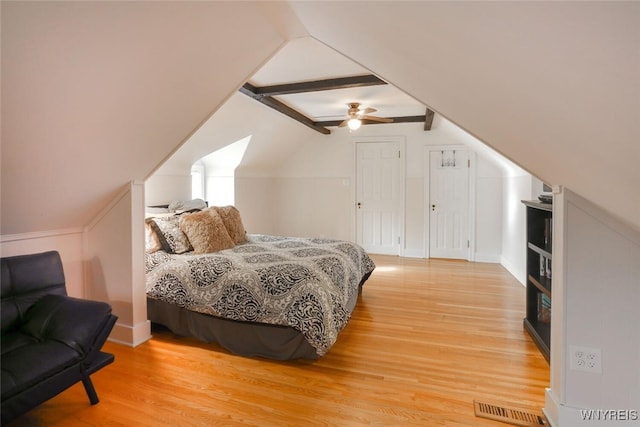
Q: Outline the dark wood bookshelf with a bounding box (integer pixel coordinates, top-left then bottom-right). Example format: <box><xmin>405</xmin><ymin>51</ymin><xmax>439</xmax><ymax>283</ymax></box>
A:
<box><xmin>522</xmin><ymin>200</ymin><xmax>552</xmax><ymax>363</ymax></box>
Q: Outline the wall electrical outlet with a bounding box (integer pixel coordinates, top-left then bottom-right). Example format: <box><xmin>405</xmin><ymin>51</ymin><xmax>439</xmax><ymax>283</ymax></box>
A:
<box><xmin>569</xmin><ymin>345</ymin><xmax>602</xmax><ymax>374</ymax></box>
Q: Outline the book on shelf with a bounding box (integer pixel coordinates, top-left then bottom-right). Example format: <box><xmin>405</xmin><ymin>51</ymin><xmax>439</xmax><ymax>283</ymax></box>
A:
<box><xmin>539</xmin><ymin>255</ymin><xmax>552</xmax><ymax>280</ymax></box>
<box><xmin>544</xmin><ymin>218</ymin><xmax>553</xmax><ymax>251</ymax></box>
<box><xmin>537</xmin><ymin>293</ymin><xmax>551</xmax><ymax>323</ymax></box>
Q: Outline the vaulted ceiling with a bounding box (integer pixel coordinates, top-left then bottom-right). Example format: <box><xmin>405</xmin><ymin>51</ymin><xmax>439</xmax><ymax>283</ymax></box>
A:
<box><xmin>240</xmin><ymin>74</ymin><xmax>434</xmax><ymax>134</ymax></box>
<box><xmin>2</xmin><ymin>2</ymin><xmax>638</xmax><ymax>235</ymax></box>
<box><xmin>155</xmin><ymin>36</ymin><xmax>437</xmax><ymax>176</ymax></box>
<box><xmin>237</xmin><ymin>38</ymin><xmax>433</xmax><ymax>134</ymax></box>
<box><xmin>289</xmin><ymin>1</ymin><xmax>639</xmax><ymax>231</ymax></box>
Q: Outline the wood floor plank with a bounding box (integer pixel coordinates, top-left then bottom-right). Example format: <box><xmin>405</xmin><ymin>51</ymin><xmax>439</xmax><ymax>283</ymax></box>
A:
<box><xmin>12</xmin><ymin>255</ymin><xmax>549</xmax><ymax>426</ymax></box>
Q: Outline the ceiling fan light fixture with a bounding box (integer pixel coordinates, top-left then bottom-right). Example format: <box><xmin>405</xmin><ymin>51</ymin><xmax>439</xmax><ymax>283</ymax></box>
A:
<box><xmin>347</xmin><ymin>118</ymin><xmax>362</xmax><ymax>130</ymax></box>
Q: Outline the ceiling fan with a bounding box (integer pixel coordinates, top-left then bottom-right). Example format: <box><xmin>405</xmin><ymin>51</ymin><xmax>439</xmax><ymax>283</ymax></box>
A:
<box><xmin>339</xmin><ymin>102</ymin><xmax>393</xmax><ymax>130</ymax></box>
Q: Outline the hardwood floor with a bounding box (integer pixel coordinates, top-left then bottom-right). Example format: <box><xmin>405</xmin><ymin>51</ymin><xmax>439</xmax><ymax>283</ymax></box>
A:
<box><xmin>13</xmin><ymin>255</ymin><xmax>549</xmax><ymax>426</ymax></box>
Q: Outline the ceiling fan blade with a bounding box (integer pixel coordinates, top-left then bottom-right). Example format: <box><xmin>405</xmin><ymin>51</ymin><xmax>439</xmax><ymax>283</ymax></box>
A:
<box><xmin>338</xmin><ymin>119</ymin><xmax>349</xmax><ymax>127</ymax></box>
<box><xmin>362</xmin><ymin>115</ymin><xmax>393</xmax><ymax>123</ymax></box>
<box><xmin>361</xmin><ymin>107</ymin><xmax>377</xmax><ymax>115</ymax></box>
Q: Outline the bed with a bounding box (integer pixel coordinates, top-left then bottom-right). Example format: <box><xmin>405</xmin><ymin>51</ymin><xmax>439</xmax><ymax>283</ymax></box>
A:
<box><xmin>144</xmin><ymin>206</ymin><xmax>375</xmax><ymax>360</ymax></box>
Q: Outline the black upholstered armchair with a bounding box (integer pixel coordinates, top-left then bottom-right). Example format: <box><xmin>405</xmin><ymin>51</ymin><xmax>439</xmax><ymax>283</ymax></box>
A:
<box><xmin>1</xmin><ymin>251</ymin><xmax>117</xmax><ymax>424</ymax></box>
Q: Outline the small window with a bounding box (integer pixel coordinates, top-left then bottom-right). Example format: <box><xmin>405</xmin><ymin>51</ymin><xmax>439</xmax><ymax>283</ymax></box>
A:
<box><xmin>191</xmin><ymin>163</ymin><xmax>205</xmax><ymax>200</ymax></box>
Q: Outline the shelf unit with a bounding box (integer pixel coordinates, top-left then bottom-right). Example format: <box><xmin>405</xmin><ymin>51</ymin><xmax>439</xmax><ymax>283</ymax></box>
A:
<box><xmin>522</xmin><ymin>200</ymin><xmax>553</xmax><ymax>363</ymax></box>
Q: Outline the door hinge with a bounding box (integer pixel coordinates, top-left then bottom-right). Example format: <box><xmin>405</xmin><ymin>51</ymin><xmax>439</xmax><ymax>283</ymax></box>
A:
<box><xmin>397</xmin><ymin>237</ymin><xmax>401</xmax><ymax>244</ymax></box>
<box><xmin>468</xmin><ymin>159</ymin><xmax>471</xmax><ymax>168</ymax></box>
<box><xmin>398</xmin><ymin>150</ymin><xmax>401</xmax><ymax>159</ymax></box>
<box><xmin>467</xmin><ymin>240</ymin><xmax>470</xmax><ymax>248</ymax></box>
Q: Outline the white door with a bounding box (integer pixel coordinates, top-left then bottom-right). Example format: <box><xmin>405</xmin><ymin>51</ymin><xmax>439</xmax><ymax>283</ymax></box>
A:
<box><xmin>429</xmin><ymin>148</ymin><xmax>469</xmax><ymax>259</ymax></box>
<box><xmin>356</xmin><ymin>141</ymin><xmax>403</xmax><ymax>255</ymax></box>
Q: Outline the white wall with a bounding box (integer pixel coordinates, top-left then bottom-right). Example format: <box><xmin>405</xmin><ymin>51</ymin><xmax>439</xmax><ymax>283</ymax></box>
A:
<box><xmin>273</xmin><ymin>177</ymin><xmax>353</xmax><ymax>240</ymax></box>
<box><xmin>501</xmin><ymin>175</ymin><xmax>534</xmax><ymax>285</ymax></box>
<box><xmin>234</xmin><ymin>176</ymin><xmax>277</xmax><ymax>236</ymax></box>
<box><xmin>0</xmin><ymin>230</ymin><xmax>85</xmax><ymax>298</ymax></box>
<box><xmin>145</xmin><ymin>174</ymin><xmax>191</xmax><ymax>207</ymax></box>
<box><xmin>474</xmin><ymin>155</ymin><xmax>504</xmax><ymax>263</ymax></box>
<box><xmin>546</xmin><ymin>188</ymin><xmax>640</xmax><ymax>426</ymax></box>
<box><xmin>84</xmin><ymin>181</ymin><xmax>150</xmax><ymax>347</ymax></box>
<box><xmin>248</xmin><ymin>117</ymin><xmax>514</xmax><ymax>261</ymax></box>
<box><xmin>267</xmin><ymin>125</ymin><xmax>355</xmax><ymax>240</ymax></box>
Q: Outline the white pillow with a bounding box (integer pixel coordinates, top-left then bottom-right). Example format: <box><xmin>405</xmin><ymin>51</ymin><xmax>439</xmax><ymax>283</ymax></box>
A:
<box><xmin>168</xmin><ymin>198</ymin><xmax>207</xmax><ymax>213</ymax></box>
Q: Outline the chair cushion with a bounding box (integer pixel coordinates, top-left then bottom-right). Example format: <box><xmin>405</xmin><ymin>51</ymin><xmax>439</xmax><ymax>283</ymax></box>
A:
<box><xmin>1</xmin><ymin>251</ymin><xmax>67</xmax><ymax>335</ymax></box>
<box><xmin>20</xmin><ymin>295</ymin><xmax>114</xmax><ymax>356</ymax></box>
<box><xmin>1</xmin><ymin>336</ymin><xmax>81</xmax><ymax>400</ymax></box>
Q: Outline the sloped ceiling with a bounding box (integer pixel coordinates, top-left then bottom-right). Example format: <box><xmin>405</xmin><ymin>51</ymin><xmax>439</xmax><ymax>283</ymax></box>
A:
<box><xmin>245</xmin><ymin>36</ymin><xmax>427</xmax><ymax>124</ymax></box>
<box><xmin>154</xmin><ymin>36</ymin><xmax>429</xmax><ymax>177</ymax></box>
<box><xmin>153</xmin><ymin>90</ymin><xmax>319</xmax><ymax>178</ymax></box>
<box><xmin>1</xmin><ymin>2</ymin><xmax>291</xmax><ymax>235</ymax></box>
<box><xmin>2</xmin><ymin>2</ymin><xmax>638</xmax><ymax>236</ymax></box>
<box><xmin>291</xmin><ymin>1</ymin><xmax>640</xmax><ymax>231</ymax></box>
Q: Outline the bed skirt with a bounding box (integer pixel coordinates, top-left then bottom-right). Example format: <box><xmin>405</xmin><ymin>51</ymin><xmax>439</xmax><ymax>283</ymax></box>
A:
<box><xmin>148</xmin><ymin>298</ymin><xmax>318</xmax><ymax>360</ymax></box>
<box><xmin>147</xmin><ymin>271</ymin><xmax>370</xmax><ymax>360</ymax></box>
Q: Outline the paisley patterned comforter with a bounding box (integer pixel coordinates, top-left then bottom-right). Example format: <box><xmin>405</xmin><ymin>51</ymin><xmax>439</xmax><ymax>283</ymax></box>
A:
<box><xmin>145</xmin><ymin>235</ymin><xmax>375</xmax><ymax>356</ymax></box>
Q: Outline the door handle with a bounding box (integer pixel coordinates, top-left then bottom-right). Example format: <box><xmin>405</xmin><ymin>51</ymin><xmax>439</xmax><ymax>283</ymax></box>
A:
<box><xmin>432</xmin><ymin>204</ymin><xmax>436</xmax><ymax>211</ymax></box>
<box><xmin>357</xmin><ymin>202</ymin><xmax>362</xmax><ymax>209</ymax></box>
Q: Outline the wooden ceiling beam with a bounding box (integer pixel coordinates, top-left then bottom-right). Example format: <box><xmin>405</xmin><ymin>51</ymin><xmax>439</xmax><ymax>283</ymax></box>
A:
<box><xmin>246</xmin><ymin>74</ymin><xmax>387</xmax><ymax>98</ymax></box>
<box><xmin>240</xmin><ymin>84</ymin><xmax>330</xmax><ymax>135</ymax></box>
<box><xmin>424</xmin><ymin>108</ymin><xmax>435</xmax><ymax>131</ymax></box>
<box><xmin>239</xmin><ymin>76</ymin><xmax>432</xmax><ymax>134</ymax></box>
<box><xmin>315</xmin><ymin>115</ymin><xmax>428</xmax><ymax>128</ymax></box>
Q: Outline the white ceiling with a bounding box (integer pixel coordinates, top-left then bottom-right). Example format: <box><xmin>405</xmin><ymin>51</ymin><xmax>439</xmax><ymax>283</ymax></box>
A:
<box><xmin>1</xmin><ymin>2</ymin><xmax>286</xmax><ymax>235</ymax></box>
<box><xmin>290</xmin><ymin>1</ymin><xmax>639</xmax><ymax>231</ymax></box>
<box><xmin>3</xmin><ymin>2</ymin><xmax>638</xmax><ymax>235</ymax></box>
<box><xmin>155</xmin><ymin>36</ymin><xmax>432</xmax><ymax>178</ymax></box>
<box><xmin>248</xmin><ymin>37</ymin><xmax>427</xmax><ymax>122</ymax></box>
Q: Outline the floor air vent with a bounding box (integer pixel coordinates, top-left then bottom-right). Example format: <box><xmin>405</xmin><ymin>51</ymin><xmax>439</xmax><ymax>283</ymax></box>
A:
<box><xmin>473</xmin><ymin>400</ymin><xmax>547</xmax><ymax>427</ymax></box>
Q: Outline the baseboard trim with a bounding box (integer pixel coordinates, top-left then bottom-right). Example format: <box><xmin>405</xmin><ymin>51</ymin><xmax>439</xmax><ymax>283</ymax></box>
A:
<box><xmin>501</xmin><ymin>255</ymin><xmax>525</xmax><ymax>286</ymax></box>
<box><xmin>0</xmin><ymin>227</ymin><xmax>83</xmax><ymax>243</ymax></box>
<box><xmin>543</xmin><ymin>387</ymin><xmax>630</xmax><ymax>426</ymax></box>
<box><xmin>544</xmin><ymin>388</ymin><xmax>559</xmax><ymax>427</ymax></box>
<box><xmin>402</xmin><ymin>249</ymin><xmax>425</xmax><ymax>259</ymax></box>
<box><xmin>474</xmin><ymin>253</ymin><xmax>501</xmax><ymax>263</ymax></box>
<box><xmin>108</xmin><ymin>320</ymin><xmax>152</xmax><ymax>347</ymax></box>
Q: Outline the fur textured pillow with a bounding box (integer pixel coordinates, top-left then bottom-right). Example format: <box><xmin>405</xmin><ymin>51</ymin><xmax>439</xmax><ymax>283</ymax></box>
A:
<box><xmin>179</xmin><ymin>209</ymin><xmax>235</xmax><ymax>254</ymax></box>
<box><xmin>144</xmin><ymin>220</ymin><xmax>163</xmax><ymax>253</ymax></box>
<box><xmin>214</xmin><ymin>205</ymin><xmax>247</xmax><ymax>244</ymax></box>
